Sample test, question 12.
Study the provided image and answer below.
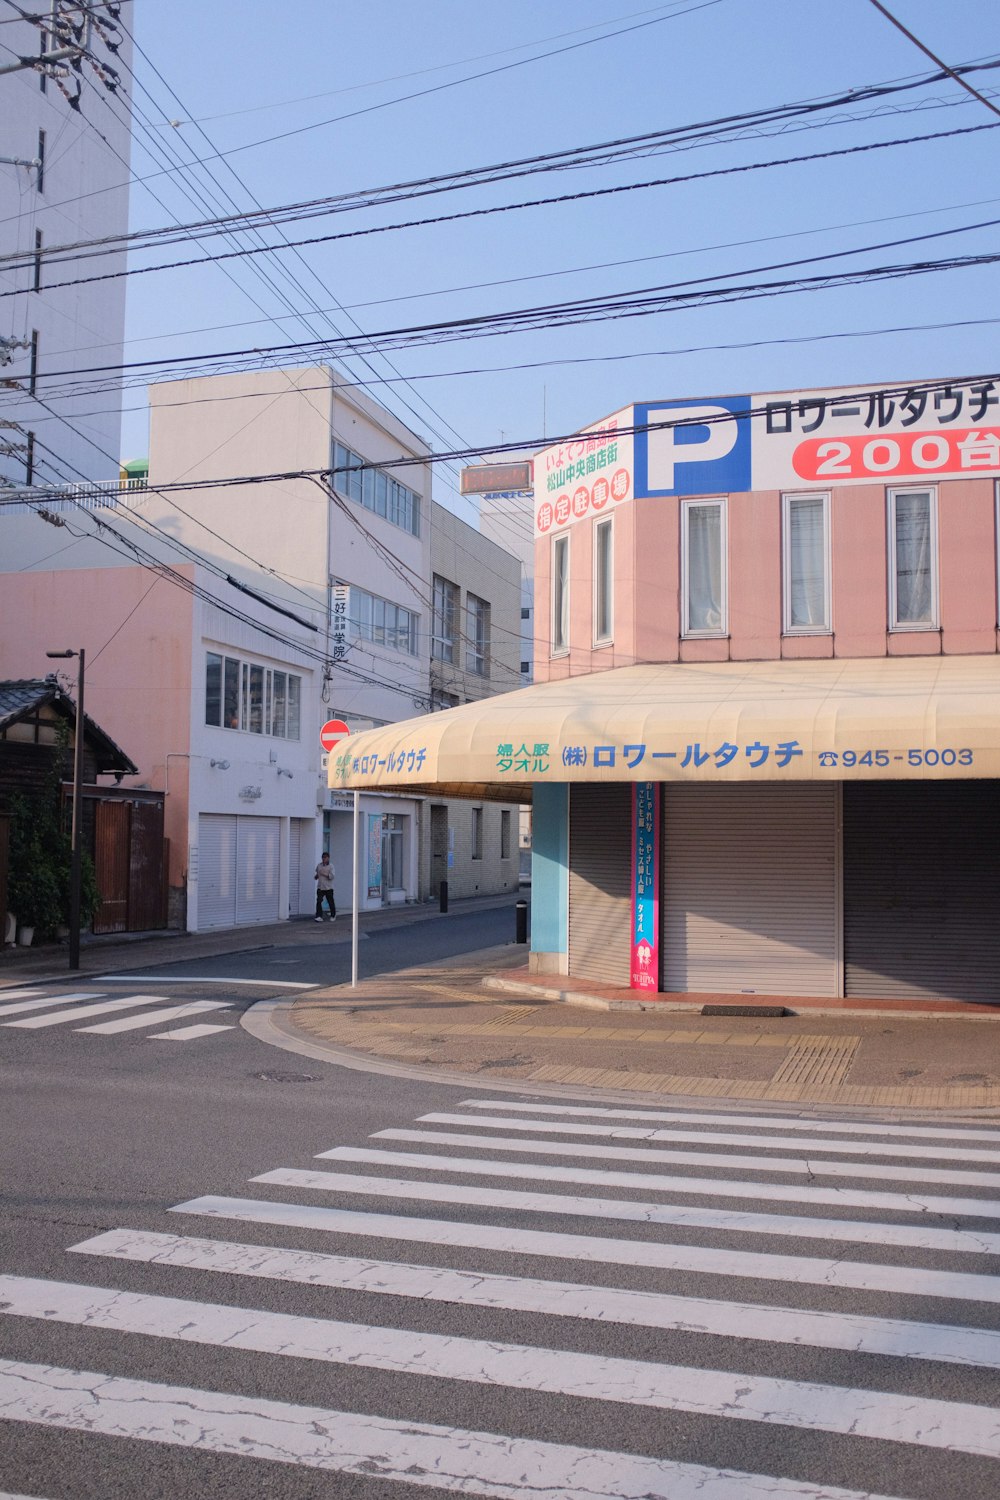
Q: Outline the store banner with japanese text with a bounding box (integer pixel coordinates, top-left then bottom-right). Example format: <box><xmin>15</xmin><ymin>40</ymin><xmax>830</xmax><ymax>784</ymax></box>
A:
<box><xmin>633</xmin><ymin>377</ymin><xmax>1000</xmax><ymax>496</ymax></box>
<box><xmin>631</xmin><ymin>782</ymin><xmax>660</xmax><ymax>992</ymax></box>
<box><xmin>534</xmin><ymin>404</ymin><xmax>634</xmax><ymax>536</ymax></box>
<box><xmin>533</xmin><ymin>380</ymin><xmax>1000</xmax><ymax>529</ymax></box>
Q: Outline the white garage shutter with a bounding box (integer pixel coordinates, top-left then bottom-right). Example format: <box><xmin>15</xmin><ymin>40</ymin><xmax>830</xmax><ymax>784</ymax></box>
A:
<box><xmin>235</xmin><ymin>815</ymin><xmax>281</xmax><ymax>926</ymax></box>
<box><xmin>288</xmin><ymin>819</ymin><xmax>302</xmax><ymax>917</ymax></box>
<box><xmin>197</xmin><ymin>814</ymin><xmax>237</xmax><ymax>931</ymax></box>
<box><xmin>662</xmin><ymin>783</ymin><xmax>838</xmax><ymax>998</ymax></box>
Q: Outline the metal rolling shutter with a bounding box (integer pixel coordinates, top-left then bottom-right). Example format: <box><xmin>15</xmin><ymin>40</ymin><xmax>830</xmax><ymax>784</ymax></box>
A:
<box><xmin>663</xmin><ymin>783</ymin><xmax>838</xmax><ymax>997</ymax></box>
<box><xmin>844</xmin><ymin>781</ymin><xmax>1000</xmax><ymax>1002</ymax></box>
<box><xmin>568</xmin><ymin>784</ymin><xmax>631</xmax><ymax>986</ymax></box>
<box><xmin>198</xmin><ymin>814</ymin><xmax>237</xmax><ymax>931</ymax></box>
<box><xmin>288</xmin><ymin>819</ymin><xmax>302</xmax><ymax>917</ymax></box>
<box><xmin>235</xmin><ymin>815</ymin><xmax>281</xmax><ymax>926</ymax></box>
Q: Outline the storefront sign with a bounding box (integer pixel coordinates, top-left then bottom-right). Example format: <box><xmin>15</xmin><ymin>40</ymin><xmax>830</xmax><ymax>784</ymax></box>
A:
<box><xmin>331</xmin><ymin>584</ymin><xmax>349</xmax><ymax>663</ymax></box>
<box><xmin>366</xmin><ymin>813</ymin><xmax>382</xmax><ymax>899</ymax></box>
<box><xmin>534</xmin><ymin>404</ymin><xmax>634</xmax><ymax>536</ymax></box>
<box><xmin>630</xmin><ymin>782</ymin><xmax>660</xmax><ymax>992</ymax></box>
<box><xmin>633</xmin><ymin>377</ymin><xmax>1000</xmax><ymax>496</ymax></box>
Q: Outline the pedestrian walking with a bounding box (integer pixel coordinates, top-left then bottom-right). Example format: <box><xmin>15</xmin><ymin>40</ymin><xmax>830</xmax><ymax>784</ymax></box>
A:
<box><xmin>314</xmin><ymin>852</ymin><xmax>336</xmax><ymax>921</ymax></box>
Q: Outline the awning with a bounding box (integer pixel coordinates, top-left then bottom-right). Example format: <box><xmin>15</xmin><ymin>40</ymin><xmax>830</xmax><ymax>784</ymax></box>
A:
<box><xmin>328</xmin><ymin>656</ymin><xmax>1000</xmax><ymax>801</ymax></box>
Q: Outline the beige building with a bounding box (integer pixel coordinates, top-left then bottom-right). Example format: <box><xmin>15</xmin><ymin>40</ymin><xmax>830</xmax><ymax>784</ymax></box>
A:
<box><xmin>420</xmin><ymin>503</ymin><xmax>521</xmax><ymax>900</ymax></box>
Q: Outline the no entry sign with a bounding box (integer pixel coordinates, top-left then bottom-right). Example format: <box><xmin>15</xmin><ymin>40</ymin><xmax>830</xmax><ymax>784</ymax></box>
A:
<box><xmin>320</xmin><ymin>718</ymin><xmax>350</xmax><ymax>754</ymax></box>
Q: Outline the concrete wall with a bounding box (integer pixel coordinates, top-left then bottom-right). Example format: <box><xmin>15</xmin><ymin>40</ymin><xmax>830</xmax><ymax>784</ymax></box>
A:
<box><xmin>0</xmin><ymin>13</ymin><xmax>131</xmax><ymax>489</ymax></box>
<box><xmin>418</xmin><ymin>797</ymin><xmax>520</xmax><ymax>902</ymax></box>
<box><xmin>429</xmin><ymin>500</ymin><xmax>521</xmax><ymax>703</ymax></box>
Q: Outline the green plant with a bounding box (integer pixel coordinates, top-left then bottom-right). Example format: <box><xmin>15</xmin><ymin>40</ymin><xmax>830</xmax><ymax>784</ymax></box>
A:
<box><xmin>5</xmin><ymin>724</ymin><xmax>102</xmax><ymax>939</ymax></box>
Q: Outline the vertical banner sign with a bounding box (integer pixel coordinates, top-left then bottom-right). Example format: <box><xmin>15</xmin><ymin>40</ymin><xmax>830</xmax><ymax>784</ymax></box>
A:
<box><xmin>367</xmin><ymin>814</ymin><xmax>383</xmax><ymax>900</ymax></box>
<box><xmin>331</xmin><ymin>584</ymin><xmax>349</xmax><ymax>661</ymax></box>
<box><xmin>631</xmin><ymin>782</ymin><xmax>660</xmax><ymax>991</ymax></box>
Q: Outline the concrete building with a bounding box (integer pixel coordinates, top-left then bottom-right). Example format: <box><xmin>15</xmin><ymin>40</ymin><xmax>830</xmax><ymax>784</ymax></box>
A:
<box><xmin>0</xmin><ymin>367</ymin><xmax>523</xmax><ymax>927</ymax></box>
<box><xmin>0</xmin><ymin>3</ymin><xmax>131</xmax><ymax>489</ymax></box>
<box><xmin>331</xmin><ymin>375</ymin><xmax>1000</xmax><ymax>1005</ymax></box>
<box><xmin>423</xmin><ymin>500</ymin><xmax>521</xmax><ymax>900</ymax></box>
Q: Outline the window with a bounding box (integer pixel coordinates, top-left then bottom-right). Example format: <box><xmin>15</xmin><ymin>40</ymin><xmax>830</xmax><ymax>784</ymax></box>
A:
<box><xmin>552</xmin><ymin>533</ymin><xmax>569</xmax><ymax>654</ymax></box>
<box><xmin>205</xmin><ymin>652</ymin><xmax>301</xmax><ymax>737</ymax></box>
<box><xmin>349</xmin><ymin>585</ymin><xmax>418</xmax><ymax>655</ymax></box>
<box><xmin>782</xmin><ymin>493</ymin><xmax>830</xmax><ymax>633</ymax></box>
<box><xmin>888</xmin><ymin>488</ymin><xmax>938</xmax><ymax>629</ymax></box>
<box><xmin>24</xmin><ymin>431</ymin><xmax>34</xmax><ymax>486</ymax></box>
<box><xmin>593</xmin><ymin>516</ymin><xmax>613</xmax><ymax>644</ymax></box>
<box><xmin>466</xmin><ymin>593</ymin><xmax>490</xmax><ymax>676</ymax></box>
<box><xmin>28</xmin><ymin>330</ymin><xmax>38</xmax><ymax>396</ymax></box>
<box><xmin>681</xmin><ymin>499</ymin><xmax>727</xmax><ymax>636</ymax></box>
<box><xmin>332</xmin><ymin>441</ymin><xmax>421</xmax><ymax>537</ymax></box>
<box><xmin>520</xmin><ymin>660</ymin><xmax>530</xmax><ymax>674</ymax></box>
<box><xmin>500</xmin><ymin>809</ymin><xmax>511</xmax><ymax>861</ymax></box>
<box><xmin>471</xmin><ymin>806</ymin><xmax>483</xmax><ymax>861</ymax></box>
<box><xmin>432</xmin><ymin>689</ymin><xmax>459</xmax><ymax>711</ymax></box>
<box><xmin>33</xmin><ymin>230</ymin><xmax>42</xmax><ymax>293</ymax></box>
<box><xmin>36</xmin><ymin>130</ymin><xmax>45</xmax><ymax>194</ymax></box>
<box><xmin>432</xmin><ymin>575</ymin><xmax>457</xmax><ymax>662</ymax></box>
<box><xmin>520</xmin><ymin>606</ymin><xmax>530</xmax><ymax>620</ymax></box>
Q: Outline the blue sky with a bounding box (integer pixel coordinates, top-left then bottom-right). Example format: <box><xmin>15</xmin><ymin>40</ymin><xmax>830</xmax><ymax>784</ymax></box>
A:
<box><xmin>121</xmin><ymin>0</ymin><xmax>1000</xmax><ymax>519</ymax></box>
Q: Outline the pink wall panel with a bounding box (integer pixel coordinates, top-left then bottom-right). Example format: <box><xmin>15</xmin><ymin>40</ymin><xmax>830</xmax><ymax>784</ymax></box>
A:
<box><xmin>729</xmin><ymin>490</ymin><xmax>781</xmax><ymax>659</ymax></box>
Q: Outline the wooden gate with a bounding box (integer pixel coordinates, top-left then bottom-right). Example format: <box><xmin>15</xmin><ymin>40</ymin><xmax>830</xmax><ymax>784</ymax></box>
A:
<box><xmin>91</xmin><ymin>797</ymin><xmax>167</xmax><ymax>934</ymax></box>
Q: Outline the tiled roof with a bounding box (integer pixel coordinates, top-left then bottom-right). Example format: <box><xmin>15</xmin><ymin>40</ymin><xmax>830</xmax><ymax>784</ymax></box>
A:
<box><xmin>0</xmin><ymin>677</ymin><xmax>138</xmax><ymax>774</ymax></box>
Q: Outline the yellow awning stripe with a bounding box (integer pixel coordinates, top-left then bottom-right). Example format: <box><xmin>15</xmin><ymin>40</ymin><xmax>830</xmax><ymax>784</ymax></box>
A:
<box><xmin>329</xmin><ymin>657</ymin><xmax>1000</xmax><ymax>800</ymax></box>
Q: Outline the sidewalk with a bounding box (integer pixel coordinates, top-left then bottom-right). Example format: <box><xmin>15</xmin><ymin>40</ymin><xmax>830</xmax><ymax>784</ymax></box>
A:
<box><xmin>7</xmin><ymin>904</ymin><xmax>998</xmax><ymax>1115</ymax></box>
<box><xmin>260</xmin><ymin>947</ymin><xmax>1000</xmax><ymax>1117</ymax></box>
<box><xmin>0</xmin><ymin>892</ymin><xmax>519</xmax><ymax>983</ymax></box>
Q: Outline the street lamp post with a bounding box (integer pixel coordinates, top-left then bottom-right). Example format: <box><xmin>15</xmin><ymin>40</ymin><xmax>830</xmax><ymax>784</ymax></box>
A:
<box><xmin>46</xmin><ymin>648</ymin><xmax>85</xmax><ymax>970</ymax></box>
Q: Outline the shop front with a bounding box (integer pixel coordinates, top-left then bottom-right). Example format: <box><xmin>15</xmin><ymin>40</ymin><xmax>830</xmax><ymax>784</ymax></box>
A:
<box><xmin>328</xmin><ymin>657</ymin><xmax>1000</xmax><ymax>1005</ymax></box>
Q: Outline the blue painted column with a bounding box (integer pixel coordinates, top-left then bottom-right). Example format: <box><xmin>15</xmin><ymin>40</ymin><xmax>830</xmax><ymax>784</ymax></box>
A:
<box><xmin>529</xmin><ymin>782</ymin><xmax>568</xmax><ymax>972</ymax></box>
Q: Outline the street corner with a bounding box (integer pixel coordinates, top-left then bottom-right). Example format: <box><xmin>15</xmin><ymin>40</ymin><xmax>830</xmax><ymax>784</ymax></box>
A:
<box><xmin>268</xmin><ymin>981</ymin><xmax>1000</xmax><ymax>1113</ymax></box>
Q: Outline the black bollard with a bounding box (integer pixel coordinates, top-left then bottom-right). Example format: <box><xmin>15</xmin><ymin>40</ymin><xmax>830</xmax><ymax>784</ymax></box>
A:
<box><xmin>439</xmin><ymin>880</ymin><xmax>448</xmax><ymax>913</ymax></box>
<box><xmin>515</xmin><ymin>898</ymin><xmax>528</xmax><ymax>944</ymax></box>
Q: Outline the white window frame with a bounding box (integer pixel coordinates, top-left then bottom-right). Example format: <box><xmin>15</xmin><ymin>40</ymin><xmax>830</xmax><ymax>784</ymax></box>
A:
<box><xmin>680</xmin><ymin>497</ymin><xmax>728</xmax><ymax>638</ymax></box>
<box><xmin>887</xmin><ymin>485</ymin><xmax>939</xmax><ymax>631</ymax></box>
<box><xmin>551</xmin><ymin>533</ymin><xmax>569</xmax><ymax>656</ymax></box>
<box><xmin>465</xmin><ymin>592</ymin><xmax>490</xmax><ymax>676</ymax></box>
<box><xmin>431</xmin><ymin>574</ymin><xmax>457</xmax><ymax>663</ymax></box>
<box><xmin>782</xmin><ymin>491</ymin><xmax>831</xmax><ymax>635</ymax></box>
<box><xmin>593</xmin><ymin>515</ymin><xmax>614</xmax><ymax>646</ymax></box>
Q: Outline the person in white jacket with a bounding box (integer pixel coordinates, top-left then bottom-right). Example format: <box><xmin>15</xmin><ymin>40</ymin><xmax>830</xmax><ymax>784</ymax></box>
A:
<box><xmin>314</xmin><ymin>852</ymin><xmax>336</xmax><ymax>921</ymax></box>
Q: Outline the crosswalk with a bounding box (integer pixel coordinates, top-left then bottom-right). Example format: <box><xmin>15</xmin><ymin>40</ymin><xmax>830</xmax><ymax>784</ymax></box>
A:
<box><xmin>2</xmin><ymin>1095</ymin><xmax>999</xmax><ymax>1497</ymax></box>
<box><xmin>0</xmin><ymin>985</ymin><xmax>236</xmax><ymax>1042</ymax></box>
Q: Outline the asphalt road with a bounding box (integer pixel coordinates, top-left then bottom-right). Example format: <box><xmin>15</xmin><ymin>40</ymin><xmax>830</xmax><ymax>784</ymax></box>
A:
<box><xmin>1</xmin><ymin>903</ymin><xmax>999</xmax><ymax>1500</ymax></box>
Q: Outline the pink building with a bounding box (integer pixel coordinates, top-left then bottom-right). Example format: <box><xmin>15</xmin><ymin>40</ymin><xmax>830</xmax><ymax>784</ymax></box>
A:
<box><xmin>330</xmin><ymin>375</ymin><xmax>1000</xmax><ymax>1005</ymax></box>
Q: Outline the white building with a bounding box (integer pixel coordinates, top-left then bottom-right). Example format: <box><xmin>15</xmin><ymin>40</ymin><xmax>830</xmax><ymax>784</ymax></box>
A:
<box><xmin>0</xmin><ymin>3</ymin><xmax>131</xmax><ymax>489</ymax></box>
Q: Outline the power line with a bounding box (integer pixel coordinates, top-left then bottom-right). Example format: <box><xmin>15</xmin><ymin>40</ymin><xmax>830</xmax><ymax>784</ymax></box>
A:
<box><xmin>9</xmin><ymin>114</ymin><xmax>1000</xmax><ymax>300</ymax></box>
<box><xmin>867</xmin><ymin>0</ymin><xmax>1000</xmax><ymax>121</ymax></box>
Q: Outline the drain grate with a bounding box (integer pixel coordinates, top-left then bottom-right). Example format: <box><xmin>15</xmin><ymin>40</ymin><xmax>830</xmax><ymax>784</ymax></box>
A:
<box><xmin>250</xmin><ymin>1071</ymin><xmax>321</xmax><ymax>1084</ymax></box>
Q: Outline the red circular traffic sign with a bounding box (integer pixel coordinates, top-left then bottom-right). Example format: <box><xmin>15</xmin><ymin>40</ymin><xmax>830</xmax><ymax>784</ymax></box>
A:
<box><xmin>320</xmin><ymin>718</ymin><xmax>351</xmax><ymax>753</ymax></box>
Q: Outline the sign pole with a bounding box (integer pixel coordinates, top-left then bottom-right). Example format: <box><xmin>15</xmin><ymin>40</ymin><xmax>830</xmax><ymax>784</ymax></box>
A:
<box><xmin>351</xmin><ymin>788</ymin><xmax>360</xmax><ymax>988</ymax></box>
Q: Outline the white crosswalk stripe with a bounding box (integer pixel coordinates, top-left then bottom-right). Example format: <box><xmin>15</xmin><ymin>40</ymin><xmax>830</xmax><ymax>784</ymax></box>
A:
<box><xmin>2</xmin><ymin>1094</ymin><xmax>999</xmax><ymax>1499</ymax></box>
<box><xmin>0</xmin><ymin>989</ymin><xmax>236</xmax><ymax>1043</ymax></box>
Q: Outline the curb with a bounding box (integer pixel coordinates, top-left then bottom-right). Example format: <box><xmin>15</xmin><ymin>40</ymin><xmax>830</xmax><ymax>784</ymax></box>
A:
<box><xmin>242</xmin><ymin>995</ymin><xmax>1000</xmax><ymax>1123</ymax></box>
<box><xmin>482</xmin><ymin>974</ymin><xmax>1000</xmax><ymax>1022</ymax></box>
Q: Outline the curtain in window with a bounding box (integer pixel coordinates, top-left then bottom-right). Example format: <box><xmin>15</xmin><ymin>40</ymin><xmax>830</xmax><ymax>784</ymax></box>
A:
<box><xmin>894</xmin><ymin>492</ymin><xmax>932</xmax><ymax>624</ymax></box>
<box><xmin>687</xmin><ymin>504</ymin><xmax>723</xmax><ymax>632</ymax></box>
<box><xmin>788</xmin><ymin>497</ymin><xmax>827</xmax><ymax>628</ymax></box>
<box><xmin>553</xmin><ymin>538</ymin><xmax>569</xmax><ymax>651</ymax></box>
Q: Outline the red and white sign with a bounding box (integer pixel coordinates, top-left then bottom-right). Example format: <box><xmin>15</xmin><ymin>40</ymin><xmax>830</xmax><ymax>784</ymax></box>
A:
<box><xmin>534</xmin><ymin>404</ymin><xmax>635</xmax><ymax>536</ymax></box>
<box><xmin>320</xmin><ymin>718</ymin><xmax>350</xmax><ymax>754</ymax></box>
